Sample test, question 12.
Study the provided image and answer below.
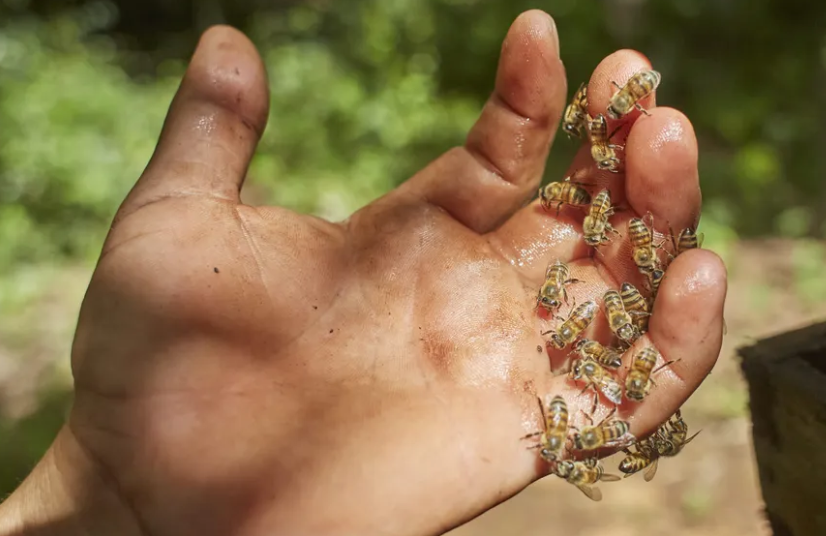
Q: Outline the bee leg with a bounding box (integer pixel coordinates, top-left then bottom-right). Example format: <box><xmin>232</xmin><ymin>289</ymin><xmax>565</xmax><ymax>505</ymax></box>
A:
<box><xmin>576</xmin><ymin>408</ymin><xmax>594</xmax><ymax>426</ymax></box>
<box><xmin>590</xmin><ymin>391</ymin><xmax>599</xmax><ymax>415</ymax></box>
<box><xmin>520</xmin><ymin>431</ymin><xmax>543</xmax><ymax>440</ymax></box>
<box><xmin>668</xmin><ymin>224</ymin><xmax>680</xmax><ymax>253</ymax></box>
<box><xmin>634</xmin><ymin>102</ymin><xmax>652</xmax><ymax>116</ymax></box>
<box><xmin>536</xmin><ymin>395</ymin><xmax>548</xmax><ymax>423</ymax></box>
<box><xmin>555</xmin><ymin>202</ymin><xmax>563</xmax><ymax>217</ymax></box>
<box><xmin>610</xmin><ymin>80</ymin><xmax>622</xmax><ymax>90</ymax></box>
<box><xmin>600</xmin><ymin>406</ymin><xmax>618</xmax><ymax>425</ymax></box>
<box><xmin>652</xmin><ymin>358</ymin><xmax>682</xmax><ymax>375</ymax></box>
<box><xmin>654</xmin><ymin>238</ymin><xmax>671</xmax><ymax>251</ymax></box>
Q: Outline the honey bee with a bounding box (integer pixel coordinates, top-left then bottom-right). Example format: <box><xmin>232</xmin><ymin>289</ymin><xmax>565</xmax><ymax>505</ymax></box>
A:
<box><xmin>538</xmin><ymin>177</ymin><xmax>592</xmax><ymax>216</ymax></box>
<box><xmin>587</xmin><ymin>114</ymin><xmax>622</xmax><ymax>173</ymax></box>
<box><xmin>607</xmin><ymin>69</ymin><xmax>662</xmax><ymax>120</ymax></box>
<box><xmin>569</xmin><ymin>357</ymin><xmax>623</xmax><ymax>413</ymax></box>
<box><xmin>625</xmin><ymin>346</ymin><xmax>677</xmax><ymax>402</ymax></box>
<box><xmin>521</xmin><ymin>395</ymin><xmax>569</xmax><ymax>462</ymax></box>
<box><xmin>572</xmin><ymin>407</ymin><xmax>636</xmax><ymax>451</ymax></box>
<box><xmin>562</xmin><ymin>82</ymin><xmax>590</xmax><ymax>139</ymax></box>
<box><xmin>583</xmin><ymin>189</ymin><xmax>620</xmax><ymax>247</ymax></box>
<box><xmin>646</xmin><ymin>268</ymin><xmax>665</xmax><ymax>307</ymax></box>
<box><xmin>628</xmin><ymin>216</ymin><xmax>661</xmax><ymax>274</ymax></box>
<box><xmin>670</xmin><ymin>225</ymin><xmax>705</xmax><ymax>257</ymax></box>
<box><xmin>603</xmin><ymin>289</ymin><xmax>639</xmax><ymax>344</ymax></box>
<box><xmin>619</xmin><ymin>437</ymin><xmax>660</xmax><ymax>481</ymax></box>
<box><xmin>571</xmin><ymin>339</ymin><xmax>623</xmax><ymax>369</ymax></box>
<box><xmin>553</xmin><ymin>457</ymin><xmax>621</xmax><ymax>502</ymax></box>
<box><xmin>653</xmin><ymin>409</ymin><xmax>701</xmax><ymax>457</ymax></box>
<box><xmin>542</xmin><ymin>300</ymin><xmax>598</xmax><ymax>350</ymax></box>
<box><xmin>537</xmin><ymin>260</ymin><xmax>581</xmax><ymax>312</ymax></box>
<box><xmin>620</xmin><ymin>282</ymin><xmax>651</xmax><ymax>333</ymax></box>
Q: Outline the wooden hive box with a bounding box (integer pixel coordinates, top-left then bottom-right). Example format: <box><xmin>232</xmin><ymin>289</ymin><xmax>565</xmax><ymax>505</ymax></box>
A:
<box><xmin>739</xmin><ymin>321</ymin><xmax>826</xmax><ymax>536</ymax></box>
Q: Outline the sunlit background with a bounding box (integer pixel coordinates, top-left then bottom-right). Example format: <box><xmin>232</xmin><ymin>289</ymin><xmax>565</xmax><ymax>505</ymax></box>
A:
<box><xmin>2</xmin><ymin>0</ymin><xmax>825</xmax><ymax>533</ymax></box>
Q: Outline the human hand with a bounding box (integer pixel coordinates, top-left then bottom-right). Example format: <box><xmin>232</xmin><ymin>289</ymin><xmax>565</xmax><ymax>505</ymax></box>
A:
<box><xmin>0</xmin><ymin>9</ymin><xmax>726</xmax><ymax>536</ymax></box>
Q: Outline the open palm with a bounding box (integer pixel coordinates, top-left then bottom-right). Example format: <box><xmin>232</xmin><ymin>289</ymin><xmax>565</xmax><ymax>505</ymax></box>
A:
<box><xmin>60</xmin><ymin>10</ymin><xmax>726</xmax><ymax>536</ymax></box>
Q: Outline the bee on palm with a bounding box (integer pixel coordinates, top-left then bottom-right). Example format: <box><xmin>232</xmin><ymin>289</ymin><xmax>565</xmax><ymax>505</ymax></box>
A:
<box><xmin>568</xmin><ymin>357</ymin><xmax>623</xmax><ymax>413</ymax></box>
<box><xmin>542</xmin><ymin>300</ymin><xmax>598</xmax><ymax>351</ymax></box>
<box><xmin>587</xmin><ymin>113</ymin><xmax>622</xmax><ymax>173</ymax></box>
<box><xmin>583</xmin><ymin>189</ymin><xmax>621</xmax><ymax>248</ymax></box>
<box><xmin>571</xmin><ymin>407</ymin><xmax>636</xmax><ymax>452</ymax></box>
<box><xmin>645</xmin><ymin>268</ymin><xmax>665</xmax><ymax>309</ymax></box>
<box><xmin>562</xmin><ymin>82</ymin><xmax>590</xmax><ymax>140</ymax></box>
<box><xmin>603</xmin><ymin>289</ymin><xmax>640</xmax><ymax>346</ymax></box>
<box><xmin>619</xmin><ymin>435</ymin><xmax>660</xmax><ymax>481</ymax></box>
<box><xmin>628</xmin><ymin>215</ymin><xmax>664</xmax><ymax>275</ymax></box>
<box><xmin>653</xmin><ymin>409</ymin><xmax>701</xmax><ymax>457</ymax></box>
<box><xmin>536</xmin><ymin>260</ymin><xmax>581</xmax><ymax>313</ymax></box>
<box><xmin>620</xmin><ymin>282</ymin><xmax>651</xmax><ymax>334</ymax></box>
<box><xmin>625</xmin><ymin>346</ymin><xmax>679</xmax><ymax>402</ymax></box>
<box><xmin>571</xmin><ymin>339</ymin><xmax>623</xmax><ymax>370</ymax></box>
<box><xmin>520</xmin><ymin>395</ymin><xmax>569</xmax><ymax>462</ymax></box>
<box><xmin>669</xmin><ymin>225</ymin><xmax>705</xmax><ymax>260</ymax></box>
<box><xmin>552</xmin><ymin>457</ymin><xmax>620</xmax><ymax>502</ymax></box>
<box><xmin>607</xmin><ymin>69</ymin><xmax>661</xmax><ymax>120</ymax></box>
<box><xmin>538</xmin><ymin>177</ymin><xmax>592</xmax><ymax>216</ymax></box>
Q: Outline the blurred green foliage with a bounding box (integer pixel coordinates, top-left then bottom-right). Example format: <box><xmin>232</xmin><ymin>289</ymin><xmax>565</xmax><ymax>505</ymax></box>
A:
<box><xmin>3</xmin><ymin>0</ymin><xmax>826</xmax><ymax>274</ymax></box>
<box><xmin>8</xmin><ymin>0</ymin><xmax>826</xmax><ymax>271</ymax></box>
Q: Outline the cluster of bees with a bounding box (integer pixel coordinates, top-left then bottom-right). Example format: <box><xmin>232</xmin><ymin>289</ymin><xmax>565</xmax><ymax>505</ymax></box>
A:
<box><xmin>522</xmin><ymin>69</ymin><xmax>704</xmax><ymax>501</ymax></box>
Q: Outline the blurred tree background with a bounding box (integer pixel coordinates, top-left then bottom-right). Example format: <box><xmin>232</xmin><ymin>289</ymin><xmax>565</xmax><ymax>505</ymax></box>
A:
<box><xmin>2</xmin><ymin>0</ymin><xmax>826</xmax><ymax>510</ymax></box>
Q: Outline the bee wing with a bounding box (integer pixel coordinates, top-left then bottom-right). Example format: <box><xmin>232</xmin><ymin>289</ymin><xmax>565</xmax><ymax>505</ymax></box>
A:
<box><xmin>598</xmin><ymin>377</ymin><xmax>624</xmax><ymax>405</ymax></box>
<box><xmin>575</xmin><ymin>483</ymin><xmax>602</xmax><ymax>502</ymax></box>
<box><xmin>697</xmin><ymin>232</ymin><xmax>705</xmax><ymax>248</ymax></box>
<box><xmin>600</xmin><ymin>473</ymin><xmax>622</xmax><ymax>482</ymax></box>
<box><xmin>643</xmin><ymin>458</ymin><xmax>659</xmax><ymax>482</ymax></box>
<box><xmin>607</xmin><ymin>432</ymin><xmax>636</xmax><ymax>450</ymax></box>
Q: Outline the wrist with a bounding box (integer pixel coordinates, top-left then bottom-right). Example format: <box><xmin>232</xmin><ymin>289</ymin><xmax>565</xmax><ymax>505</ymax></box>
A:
<box><xmin>0</xmin><ymin>426</ymin><xmax>143</xmax><ymax>536</ymax></box>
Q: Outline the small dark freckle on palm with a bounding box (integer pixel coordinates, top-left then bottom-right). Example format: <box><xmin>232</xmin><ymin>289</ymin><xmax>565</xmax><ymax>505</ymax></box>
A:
<box><xmin>213</xmin><ymin>267</ymin><xmax>219</xmax><ymax>273</ymax></box>
<box><xmin>522</xmin><ymin>379</ymin><xmax>534</xmax><ymax>393</ymax></box>
<box><xmin>329</xmin><ymin>329</ymin><xmax>334</xmax><ymax>334</ymax></box>
<box><xmin>313</xmin><ymin>305</ymin><xmax>318</xmax><ymax>310</ymax></box>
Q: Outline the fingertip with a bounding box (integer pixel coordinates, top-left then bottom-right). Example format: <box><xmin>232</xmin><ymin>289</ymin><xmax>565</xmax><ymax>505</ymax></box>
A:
<box><xmin>411</xmin><ymin>9</ymin><xmax>566</xmax><ymax>233</ymax></box>
<box><xmin>586</xmin><ymin>49</ymin><xmax>654</xmax><ymax>120</ymax></box>
<box><xmin>493</xmin><ymin>9</ymin><xmax>564</xmax><ymax>122</ymax></box>
<box><xmin>185</xmin><ymin>24</ymin><xmax>270</xmax><ymax>137</ymax></box>
<box><xmin>123</xmin><ymin>24</ymin><xmax>270</xmax><ymax>214</ymax></box>
<box><xmin>626</xmin><ymin>107</ymin><xmax>701</xmax><ymax>232</ymax></box>
<box><xmin>513</xmin><ymin>9</ymin><xmax>560</xmax><ymax>57</ymax></box>
<box><xmin>652</xmin><ymin>248</ymin><xmax>727</xmax><ymax>373</ymax></box>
